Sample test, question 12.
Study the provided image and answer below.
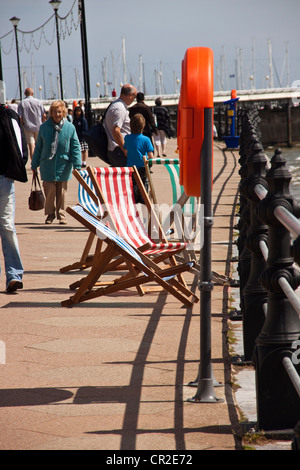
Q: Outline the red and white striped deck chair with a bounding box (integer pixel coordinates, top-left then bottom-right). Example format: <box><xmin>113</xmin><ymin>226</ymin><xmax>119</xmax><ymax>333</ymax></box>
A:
<box><xmin>61</xmin><ymin>166</ymin><xmax>189</xmax><ymax>286</ymax></box>
<box><xmin>61</xmin><ymin>205</ymin><xmax>199</xmax><ymax>307</ymax></box>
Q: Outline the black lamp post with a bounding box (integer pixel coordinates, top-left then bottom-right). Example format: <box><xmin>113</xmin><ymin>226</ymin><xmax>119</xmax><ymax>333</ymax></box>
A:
<box><xmin>0</xmin><ymin>41</ymin><xmax>3</xmax><ymax>82</ymax></box>
<box><xmin>49</xmin><ymin>0</ymin><xmax>63</xmax><ymax>100</ymax></box>
<box><xmin>78</xmin><ymin>0</ymin><xmax>92</xmax><ymax>127</ymax></box>
<box><xmin>9</xmin><ymin>16</ymin><xmax>22</xmax><ymax>101</ymax></box>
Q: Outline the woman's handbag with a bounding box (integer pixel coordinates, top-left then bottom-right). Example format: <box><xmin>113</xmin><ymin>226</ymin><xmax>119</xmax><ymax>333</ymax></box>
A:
<box><xmin>28</xmin><ymin>173</ymin><xmax>45</xmax><ymax>211</ymax></box>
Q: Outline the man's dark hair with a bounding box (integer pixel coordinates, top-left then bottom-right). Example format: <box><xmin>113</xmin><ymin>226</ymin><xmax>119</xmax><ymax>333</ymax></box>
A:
<box><xmin>136</xmin><ymin>92</ymin><xmax>144</xmax><ymax>102</ymax></box>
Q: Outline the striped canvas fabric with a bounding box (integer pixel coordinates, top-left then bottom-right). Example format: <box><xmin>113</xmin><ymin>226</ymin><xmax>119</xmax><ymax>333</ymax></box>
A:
<box><xmin>77</xmin><ymin>167</ymin><xmax>186</xmax><ymax>256</ymax></box>
<box><xmin>71</xmin><ymin>205</ymin><xmax>186</xmax><ymax>281</ymax></box>
<box><xmin>72</xmin><ymin>204</ymin><xmax>145</xmax><ymax>266</ymax></box>
<box><xmin>94</xmin><ymin>167</ymin><xmax>149</xmax><ymax>248</ymax></box>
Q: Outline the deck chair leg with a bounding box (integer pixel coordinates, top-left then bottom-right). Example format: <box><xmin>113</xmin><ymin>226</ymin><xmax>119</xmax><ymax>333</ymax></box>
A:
<box><xmin>62</xmin><ymin>243</ymin><xmax>117</xmax><ymax>307</ymax></box>
<box><xmin>60</xmin><ymin>231</ymin><xmax>96</xmax><ymax>273</ymax></box>
<box><xmin>69</xmin><ymin>268</ymin><xmax>196</xmax><ymax>307</ymax></box>
<box><xmin>62</xmin><ymin>205</ymin><xmax>200</xmax><ymax>308</ymax></box>
<box><xmin>125</xmin><ymin>260</ymin><xmax>145</xmax><ymax>296</ymax></box>
<box><xmin>81</xmin><ymin>232</ymin><xmax>98</xmax><ymax>264</ymax></box>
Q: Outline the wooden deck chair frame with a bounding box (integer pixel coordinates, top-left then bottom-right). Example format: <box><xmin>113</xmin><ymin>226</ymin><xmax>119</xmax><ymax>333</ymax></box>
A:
<box><xmin>85</xmin><ymin>166</ymin><xmax>189</xmax><ymax>290</ymax></box>
<box><xmin>61</xmin><ymin>205</ymin><xmax>199</xmax><ymax>308</ymax></box>
<box><xmin>60</xmin><ymin>166</ymin><xmax>190</xmax><ymax>283</ymax></box>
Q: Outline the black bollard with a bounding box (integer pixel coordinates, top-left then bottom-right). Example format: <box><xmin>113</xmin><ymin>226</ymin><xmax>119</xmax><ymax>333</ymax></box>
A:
<box><xmin>255</xmin><ymin>148</ymin><xmax>300</xmax><ymax>431</ymax></box>
<box><xmin>240</xmin><ymin>142</ymin><xmax>269</xmax><ymax>362</ymax></box>
<box><xmin>234</xmin><ymin>112</ymin><xmax>260</xmax><ymax>332</ymax></box>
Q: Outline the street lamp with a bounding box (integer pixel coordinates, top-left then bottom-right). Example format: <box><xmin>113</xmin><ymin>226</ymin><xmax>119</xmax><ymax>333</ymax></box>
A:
<box><xmin>49</xmin><ymin>0</ymin><xmax>63</xmax><ymax>100</ymax></box>
<box><xmin>10</xmin><ymin>16</ymin><xmax>22</xmax><ymax>100</ymax></box>
<box><xmin>78</xmin><ymin>0</ymin><xmax>92</xmax><ymax>127</ymax></box>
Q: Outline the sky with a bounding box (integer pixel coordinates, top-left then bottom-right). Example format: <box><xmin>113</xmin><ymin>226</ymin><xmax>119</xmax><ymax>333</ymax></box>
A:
<box><xmin>0</xmin><ymin>0</ymin><xmax>300</xmax><ymax>101</ymax></box>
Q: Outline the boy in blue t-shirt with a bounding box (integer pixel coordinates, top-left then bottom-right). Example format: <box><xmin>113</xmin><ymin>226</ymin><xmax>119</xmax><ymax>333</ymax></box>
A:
<box><xmin>124</xmin><ymin>113</ymin><xmax>154</xmax><ymax>203</ymax></box>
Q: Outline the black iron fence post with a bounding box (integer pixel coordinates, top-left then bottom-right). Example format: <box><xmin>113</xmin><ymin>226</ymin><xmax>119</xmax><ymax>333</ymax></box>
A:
<box><xmin>255</xmin><ymin>148</ymin><xmax>300</xmax><ymax>431</ymax></box>
<box><xmin>239</xmin><ymin>141</ymin><xmax>269</xmax><ymax>362</ymax></box>
<box><xmin>234</xmin><ymin>112</ymin><xmax>251</xmax><ymax>322</ymax></box>
<box><xmin>234</xmin><ymin>110</ymin><xmax>260</xmax><ymax>325</ymax></box>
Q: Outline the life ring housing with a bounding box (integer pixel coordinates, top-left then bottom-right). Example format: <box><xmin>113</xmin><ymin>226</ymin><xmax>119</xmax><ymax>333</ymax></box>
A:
<box><xmin>177</xmin><ymin>47</ymin><xmax>214</xmax><ymax>197</ymax></box>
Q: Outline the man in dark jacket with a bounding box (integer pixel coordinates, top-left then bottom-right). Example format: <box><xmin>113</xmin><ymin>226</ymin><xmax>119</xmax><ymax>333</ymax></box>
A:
<box><xmin>129</xmin><ymin>92</ymin><xmax>157</xmax><ymax>143</ymax></box>
<box><xmin>152</xmin><ymin>97</ymin><xmax>170</xmax><ymax>157</ymax></box>
<box><xmin>0</xmin><ymin>104</ymin><xmax>28</xmax><ymax>292</ymax></box>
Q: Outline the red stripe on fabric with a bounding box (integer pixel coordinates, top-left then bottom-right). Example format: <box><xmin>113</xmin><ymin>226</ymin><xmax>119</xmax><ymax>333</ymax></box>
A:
<box><xmin>94</xmin><ymin>167</ymin><xmax>150</xmax><ymax>248</ymax></box>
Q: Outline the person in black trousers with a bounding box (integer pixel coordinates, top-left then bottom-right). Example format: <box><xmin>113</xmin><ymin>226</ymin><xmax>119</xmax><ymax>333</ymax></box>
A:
<box><xmin>152</xmin><ymin>97</ymin><xmax>170</xmax><ymax>157</ymax></box>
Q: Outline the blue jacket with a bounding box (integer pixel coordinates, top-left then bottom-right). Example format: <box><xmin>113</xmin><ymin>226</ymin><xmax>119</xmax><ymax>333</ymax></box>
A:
<box><xmin>73</xmin><ymin>115</ymin><xmax>88</xmax><ymax>141</ymax></box>
<box><xmin>32</xmin><ymin>118</ymin><xmax>81</xmax><ymax>182</ymax></box>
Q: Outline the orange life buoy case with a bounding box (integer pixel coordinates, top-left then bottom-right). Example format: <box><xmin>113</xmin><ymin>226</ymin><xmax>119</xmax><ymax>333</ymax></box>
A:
<box><xmin>177</xmin><ymin>47</ymin><xmax>214</xmax><ymax>197</ymax></box>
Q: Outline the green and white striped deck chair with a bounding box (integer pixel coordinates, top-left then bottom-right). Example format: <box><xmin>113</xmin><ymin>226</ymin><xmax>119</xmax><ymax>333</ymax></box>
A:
<box><xmin>144</xmin><ymin>157</ymin><xmax>196</xmax><ymax>215</ymax></box>
<box><xmin>143</xmin><ymin>157</ymin><xmax>200</xmax><ymax>262</ymax></box>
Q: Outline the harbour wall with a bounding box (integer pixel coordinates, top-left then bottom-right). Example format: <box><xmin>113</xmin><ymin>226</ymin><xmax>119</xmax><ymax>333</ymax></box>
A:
<box><xmin>214</xmin><ymin>104</ymin><xmax>300</xmax><ymax>147</ymax></box>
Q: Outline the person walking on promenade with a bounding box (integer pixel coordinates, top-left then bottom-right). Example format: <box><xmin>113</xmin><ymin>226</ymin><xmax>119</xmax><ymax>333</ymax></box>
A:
<box><xmin>124</xmin><ymin>113</ymin><xmax>154</xmax><ymax>203</ymax></box>
<box><xmin>152</xmin><ymin>97</ymin><xmax>170</xmax><ymax>157</ymax></box>
<box><xmin>18</xmin><ymin>88</ymin><xmax>46</xmax><ymax>161</ymax></box>
<box><xmin>129</xmin><ymin>92</ymin><xmax>157</xmax><ymax>144</ymax></box>
<box><xmin>73</xmin><ymin>106</ymin><xmax>89</xmax><ymax>168</ymax></box>
<box><xmin>31</xmin><ymin>100</ymin><xmax>81</xmax><ymax>225</ymax></box>
<box><xmin>0</xmin><ymin>104</ymin><xmax>28</xmax><ymax>293</ymax></box>
<box><xmin>103</xmin><ymin>84</ymin><xmax>137</xmax><ymax>166</ymax></box>
<box><xmin>7</xmin><ymin>99</ymin><xmax>18</xmax><ymax>113</ymax></box>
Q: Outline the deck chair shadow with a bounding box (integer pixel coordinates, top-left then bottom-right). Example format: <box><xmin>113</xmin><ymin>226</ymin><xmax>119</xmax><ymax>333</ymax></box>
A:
<box><xmin>61</xmin><ymin>205</ymin><xmax>199</xmax><ymax>308</ymax></box>
<box><xmin>60</xmin><ymin>166</ymin><xmax>191</xmax><ymax>282</ymax></box>
<box><xmin>143</xmin><ymin>157</ymin><xmax>200</xmax><ymax>264</ymax></box>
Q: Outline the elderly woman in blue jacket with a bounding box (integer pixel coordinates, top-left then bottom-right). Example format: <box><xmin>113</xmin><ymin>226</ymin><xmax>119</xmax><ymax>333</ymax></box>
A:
<box><xmin>32</xmin><ymin>100</ymin><xmax>81</xmax><ymax>225</ymax></box>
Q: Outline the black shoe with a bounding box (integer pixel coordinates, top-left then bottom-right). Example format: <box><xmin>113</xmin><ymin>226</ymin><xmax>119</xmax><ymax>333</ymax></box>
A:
<box><xmin>6</xmin><ymin>280</ymin><xmax>23</xmax><ymax>293</ymax></box>
<box><xmin>45</xmin><ymin>215</ymin><xmax>55</xmax><ymax>224</ymax></box>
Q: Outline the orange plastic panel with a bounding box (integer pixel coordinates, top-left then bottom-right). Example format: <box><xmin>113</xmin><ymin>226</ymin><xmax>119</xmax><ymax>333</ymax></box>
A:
<box><xmin>177</xmin><ymin>47</ymin><xmax>214</xmax><ymax>196</ymax></box>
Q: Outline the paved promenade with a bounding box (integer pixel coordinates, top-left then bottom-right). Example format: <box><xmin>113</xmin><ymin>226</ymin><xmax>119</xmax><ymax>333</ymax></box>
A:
<box><xmin>0</xmin><ymin>139</ymin><xmax>243</xmax><ymax>450</ymax></box>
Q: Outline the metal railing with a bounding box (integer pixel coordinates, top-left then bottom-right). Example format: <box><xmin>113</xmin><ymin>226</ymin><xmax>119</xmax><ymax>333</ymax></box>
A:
<box><xmin>235</xmin><ymin>108</ymin><xmax>300</xmax><ymax>447</ymax></box>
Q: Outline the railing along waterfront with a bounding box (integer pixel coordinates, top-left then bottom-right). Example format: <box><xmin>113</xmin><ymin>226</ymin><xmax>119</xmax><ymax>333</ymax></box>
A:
<box><xmin>235</xmin><ymin>108</ymin><xmax>300</xmax><ymax>447</ymax></box>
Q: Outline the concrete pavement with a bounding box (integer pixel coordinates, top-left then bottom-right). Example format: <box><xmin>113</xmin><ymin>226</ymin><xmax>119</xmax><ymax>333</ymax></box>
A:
<box><xmin>0</xmin><ymin>139</ymin><xmax>246</xmax><ymax>450</ymax></box>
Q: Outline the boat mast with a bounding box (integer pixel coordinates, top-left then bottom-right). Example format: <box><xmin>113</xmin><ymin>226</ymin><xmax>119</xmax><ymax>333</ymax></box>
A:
<box><xmin>279</xmin><ymin>41</ymin><xmax>290</xmax><ymax>88</ymax></box>
<box><xmin>102</xmin><ymin>57</ymin><xmax>108</xmax><ymax>96</ymax></box>
<box><xmin>111</xmin><ymin>51</ymin><xmax>116</xmax><ymax>91</ymax></box>
<box><xmin>268</xmin><ymin>39</ymin><xmax>274</xmax><ymax>88</ymax></box>
<box><xmin>252</xmin><ymin>38</ymin><xmax>256</xmax><ymax>90</ymax></box>
<box><xmin>122</xmin><ymin>37</ymin><xmax>127</xmax><ymax>84</ymax></box>
<box><xmin>139</xmin><ymin>54</ymin><xmax>143</xmax><ymax>92</ymax></box>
